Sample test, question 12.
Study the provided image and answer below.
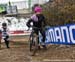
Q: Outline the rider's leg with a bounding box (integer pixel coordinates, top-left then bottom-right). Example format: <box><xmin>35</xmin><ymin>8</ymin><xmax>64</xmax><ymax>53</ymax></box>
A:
<box><xmin>40</xmin><ymin>30</ymin><xmax>47</xmax><ymax>49</ymax></box>
<box><xmin>34</xmin><ymin>34</ymin><xmax>41</xmax><ymax>50</ymax></box>
<box><xmin>40</xmin><ymin>29</ymin><xmax>45</xmax><ymax>43</ymax></box>
<box><xmin>6</xmin><ymin>36</ymin><xmax>9</xmax><ymax>48</ymax></box>
<box><xmin>4</xmin><ymin>37</ymin><xmax>9</xmax><ymax>48</ymax></box>
<box><xmin>35</xmin><ymin>29</ymin><xmax>41</xmax><ymax>50</ymax></box>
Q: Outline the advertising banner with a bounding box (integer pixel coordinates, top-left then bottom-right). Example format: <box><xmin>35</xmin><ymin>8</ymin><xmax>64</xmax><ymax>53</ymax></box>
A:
<box><xmin>6</xmin><ymin>6</ymin><xmax>17</xmax><ymax>14</ymax></box>
<box><xmin>45</xmin><ymin>24</ymin><xmax>75</xmax><ymax>45</ymax></box>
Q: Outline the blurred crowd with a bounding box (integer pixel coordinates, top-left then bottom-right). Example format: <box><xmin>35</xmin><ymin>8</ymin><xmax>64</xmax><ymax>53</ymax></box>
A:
<box><xmin>0</xmin><ymin>17</ymin><xmax>30</xmax><ymax>31</ymax></box>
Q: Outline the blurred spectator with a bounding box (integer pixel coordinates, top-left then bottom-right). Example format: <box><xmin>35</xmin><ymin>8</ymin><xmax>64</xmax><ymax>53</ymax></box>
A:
<box><xmin>1</xmin><ymin>22</ymin><xmax>10</xmax><ymax>48</ymax></box>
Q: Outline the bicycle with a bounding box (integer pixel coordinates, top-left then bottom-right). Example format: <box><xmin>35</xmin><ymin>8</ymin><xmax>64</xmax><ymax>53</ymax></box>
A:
<box><xmin>28</xmin><ymin>26</ymin><xmax>45</xmax><ymax>56</ymax></box>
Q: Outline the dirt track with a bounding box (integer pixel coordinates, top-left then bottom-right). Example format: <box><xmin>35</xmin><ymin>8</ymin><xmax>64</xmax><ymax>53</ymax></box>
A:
<box><xmin>0</xmin><ymin>36</ymin><xmax>75</xmax><ymax>62</ymax></box>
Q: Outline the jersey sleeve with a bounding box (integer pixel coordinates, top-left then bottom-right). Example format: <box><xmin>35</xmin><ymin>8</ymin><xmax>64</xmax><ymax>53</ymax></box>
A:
<box><xmin>26</xmin><ymin>19</ymin><xmax>33</xmax><ymax>28</ymax></box>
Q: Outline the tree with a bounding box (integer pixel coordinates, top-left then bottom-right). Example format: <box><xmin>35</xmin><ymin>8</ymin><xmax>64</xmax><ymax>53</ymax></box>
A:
<box><xmin>42</xmin><ymin>0</ymin><xmax>75</xmax><ymax>26</ymax></box>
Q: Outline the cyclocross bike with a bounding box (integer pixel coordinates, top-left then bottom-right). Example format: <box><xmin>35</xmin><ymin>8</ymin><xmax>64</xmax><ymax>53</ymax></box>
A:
<box><xmin>28</xmin><ymin>26</ymin><xmax>45</xmax><ymax>56</ymax></box>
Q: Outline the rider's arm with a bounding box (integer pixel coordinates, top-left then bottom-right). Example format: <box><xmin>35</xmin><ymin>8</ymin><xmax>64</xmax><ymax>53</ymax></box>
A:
<box><xmin>26</xmin><ymin>19</ymin><xmax>33</xmax><ymax>28</ymax></box>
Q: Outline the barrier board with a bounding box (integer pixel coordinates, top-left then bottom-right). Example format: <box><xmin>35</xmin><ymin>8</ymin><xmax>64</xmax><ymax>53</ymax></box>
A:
<box><xmin>45</xmin><ymin>24</ymin><xmax>75</xmax><ymax>45</ymax></box>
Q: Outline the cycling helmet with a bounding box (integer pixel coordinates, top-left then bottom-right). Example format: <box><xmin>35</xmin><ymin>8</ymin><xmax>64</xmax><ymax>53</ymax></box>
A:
<box><xmin>34</xmin><ymin>6</ymin><xmax>42</xmax><ymax>13</ymax></box>
<box><xmin>2</xmin><ymin>22</ymin><xmax>7</xmax><ymax>27</ymax></box>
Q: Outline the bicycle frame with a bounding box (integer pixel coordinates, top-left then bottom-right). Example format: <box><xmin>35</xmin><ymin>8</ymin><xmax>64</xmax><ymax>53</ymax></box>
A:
<box><xmin>29</xmin><ymin>28</ymin><xmax>38</xmax><ymax>50</ymax></box>
<box><xmin>28</xmin><ymin>26</ymin><xmax>47</xmax><ymax>56</ymax></box>
<box><xmin>28</xmin><ymin>26</ymin><xmax>43</xmax><ymax>56</ymax></box>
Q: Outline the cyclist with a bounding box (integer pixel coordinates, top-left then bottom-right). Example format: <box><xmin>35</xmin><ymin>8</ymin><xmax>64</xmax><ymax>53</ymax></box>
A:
<box><xmin>26</xmin><ymin>5</ymin><xmax>47</xmax><ymax>50</ymax></box>
<box><xmin>1</xmin><ymin>22</ymin><xmax>10</xmax><ymax>48</ymax></box>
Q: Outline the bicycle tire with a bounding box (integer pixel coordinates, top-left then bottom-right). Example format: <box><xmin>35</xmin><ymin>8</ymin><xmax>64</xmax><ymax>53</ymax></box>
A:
<box><xmin>29</xmin><ymin>33</ymin><xmax>38</xmax><ymax>56</ymax></box>
<box><xmin>29</xmin><ymin>35</ymin><xmax>33</xmax><ymax>51</ymax></box>
<box><xmin>29</xmin><ymin>33</ymin><xmax>36</xmax><ymax>51</ymax></box>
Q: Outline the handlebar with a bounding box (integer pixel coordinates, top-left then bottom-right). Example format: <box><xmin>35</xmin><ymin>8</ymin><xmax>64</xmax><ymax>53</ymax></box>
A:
<box><xmin>27</xmin><ymin>26</ymin><xmax>41</xmax><ymax>31</ymax></box>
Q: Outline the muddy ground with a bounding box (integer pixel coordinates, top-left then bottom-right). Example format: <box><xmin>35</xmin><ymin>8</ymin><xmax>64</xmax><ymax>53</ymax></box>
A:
<box><xmin>0</xmin><ymin>36</ymin><xmax>75</xmax><ymax>62</ymax></box>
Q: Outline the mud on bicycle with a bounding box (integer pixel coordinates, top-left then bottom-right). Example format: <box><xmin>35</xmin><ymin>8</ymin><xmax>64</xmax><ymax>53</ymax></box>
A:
<box><xmin>27</xmin><ymin>26</ymin><xmax>47</xmax><ymax>56</ymax></box>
